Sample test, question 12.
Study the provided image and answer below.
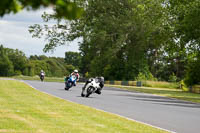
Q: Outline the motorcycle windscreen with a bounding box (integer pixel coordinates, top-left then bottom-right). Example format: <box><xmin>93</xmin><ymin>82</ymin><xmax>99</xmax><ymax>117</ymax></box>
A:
<box><xmin>71</xmin><ymin>75</ymin><xmax>77</xmax><ymax>82</ymax></box>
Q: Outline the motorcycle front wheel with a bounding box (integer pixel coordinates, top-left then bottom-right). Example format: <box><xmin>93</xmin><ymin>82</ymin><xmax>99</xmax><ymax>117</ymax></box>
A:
<box><xmin>86</xmin><ymin>86</ymin><xmax>95</xmax><ymax>97</ymax></box>
<box><xmin>65</xmin><ymin>82</ymin><xmax>72</xmax><ymax>90</ymax></box>
<box><xmin>40</xmin><ymin>76</ymin><xmax>44</xmax><ymax>82</ymax></box>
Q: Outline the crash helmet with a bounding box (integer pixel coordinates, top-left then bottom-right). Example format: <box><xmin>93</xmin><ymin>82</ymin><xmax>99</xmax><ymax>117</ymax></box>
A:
<box><xmin>100</xmin><ymin>76</ymin><xmax>104</xmax><ymax>82</ymax></box>
<box><xmin>97</xmin><ymin>76</ymin><xmax>104</xmax><ymax>82</ymax></box>
<box><xmin>74</xmin><ymin>69</ymin><xmax>78</xmax><ymax>73</ymax></box>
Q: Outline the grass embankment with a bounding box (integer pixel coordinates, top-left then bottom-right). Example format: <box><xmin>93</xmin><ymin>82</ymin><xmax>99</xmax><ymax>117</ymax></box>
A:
<box><xmin>107</xmin><ymin>85</ymin><xmax>200</xmax><ymax>103</ymax></box>
<box><xmin>142</xmin><ymin>81</ymin><xmax>179</xmax><ymax>89</ymax></box>
<box><xmin>0</xmin><ymin>80</ymin><xmax>168</xmax><ymax>133</ymax></box>
<box><xmin>12</xmin><ymin>75</ymin><xmax>64</xmax><ymax>82</ymax></box>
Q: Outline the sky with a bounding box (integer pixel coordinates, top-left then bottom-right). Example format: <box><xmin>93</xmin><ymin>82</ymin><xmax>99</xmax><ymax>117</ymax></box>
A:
<box><xmin>0</xmin><ymin>8</ymin><xmax>80</xmax><ymax>58</ymax></box>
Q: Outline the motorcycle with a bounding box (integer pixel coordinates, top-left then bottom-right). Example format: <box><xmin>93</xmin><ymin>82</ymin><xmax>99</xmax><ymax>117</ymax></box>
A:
<box><xmin>81</xmin><ymin>78</ymin><xmax>104</xmax><ymax>97</ymax></box>
<box><xmin>40</xmin><ymin>73</ymin><xmax>45</xmax><ymax>82</ymax></box>
<box><xmin>40</xmin><ymin>75</ymin><xmax>44</xmax><ymax>82</ymax></box>
<box><xmin>65</xmin><ymin>75</ymin><xmax>77</xmax><ymax>90</ymax></box>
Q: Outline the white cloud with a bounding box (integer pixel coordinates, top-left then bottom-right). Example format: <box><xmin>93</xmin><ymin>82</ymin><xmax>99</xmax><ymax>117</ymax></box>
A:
<box><xmin>0</xmin><ymin>9</ymin><xmax>79</xmax><ymax>58</ymax></box>
<box><xmin>2</xmin><ymin>8</ymin><xmax>52</xmax><ymax>23</ymax></box>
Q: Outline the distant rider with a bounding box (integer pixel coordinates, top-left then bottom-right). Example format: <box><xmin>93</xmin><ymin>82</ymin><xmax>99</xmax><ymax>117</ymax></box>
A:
<box><xmin>40</xmin><ymin>70</ymin><xmax>45</xmax><ymax>81</ymax></box>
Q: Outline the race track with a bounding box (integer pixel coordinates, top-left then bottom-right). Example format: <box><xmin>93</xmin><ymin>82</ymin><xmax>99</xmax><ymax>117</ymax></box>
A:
<box><xmin>25</xmin><ymin>80</ymin><xmax>200</xmax><ymax>133</ymax></box>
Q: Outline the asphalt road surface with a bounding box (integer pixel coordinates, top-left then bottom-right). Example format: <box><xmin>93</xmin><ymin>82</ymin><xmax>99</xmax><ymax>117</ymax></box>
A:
<box><xmin>25</xmin><ymin>80</ymin><xmax>200</xmax><ymax>133</ymax></box>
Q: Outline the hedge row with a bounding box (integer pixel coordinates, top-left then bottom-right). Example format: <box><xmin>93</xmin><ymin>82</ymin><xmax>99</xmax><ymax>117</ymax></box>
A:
<box><xmin>190</xmin><ymin>85</ymin><xmax>200</xmax><ymax>94</ymax></box>
<box><xmin>105</xmin><ymin>81</ymin><xmax>141</xmax><ymax>86</ymax></box>
<box><xmin>105</xmin><ymin>80</ymin><xmax>200</xmax><ymax>94</ymax></box>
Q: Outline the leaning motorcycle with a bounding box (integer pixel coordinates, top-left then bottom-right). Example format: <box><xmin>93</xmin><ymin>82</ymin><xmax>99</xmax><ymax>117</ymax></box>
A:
<box><xmin>81</xmin><ymin>78</ymin><xmax>103</xmax><ymax>97</ymax></box>
<box><xmin>65</xmin><ymin>75</ymin><xmax>77</xmax><ymax>90</ymax></box>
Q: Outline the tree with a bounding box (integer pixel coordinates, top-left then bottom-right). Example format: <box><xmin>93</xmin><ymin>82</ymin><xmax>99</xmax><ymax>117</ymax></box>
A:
<box><xmin>29</xmin><ymin>0</ymin><xmax>169</xmax><ymax>80</ymax></box>
<box><xmin>166</xmin><ymin>0</ymin><xmax>200</xmax><ymax>84</ymax></box>
<box><xmin>65</xmin><ymin>51</ymin><xmax>81</xmax><ymax>67</ymax></box>
<box><xmin>28</xmin><ymin>0</ymin><xmax>200</xmax><ymax>83</ymax></box>
<box><xmin>0</xmin><ymin>0</ymin><xmax>83</xmax><ymax>20</ymax></box>
<box><xmin>74</xmin><ymin>0</ymin><xmax>168</xmax><ymax>80</ymax></box>
<box><xmin>0</xmin><ymin>45</ymin><xmax>14</xmax><ymax>76</ymax></box>
<box><xmin>167</xmin><ymin>0</ymin><xmax>200</xmax><ymax>46</ymax></box>
<box><xmin>0</xmin><ymin>45</ymin><xmax>77</xmax><ymax>77</ymax></box>
<box><xmin>5</xmin><ymin>48</ymin><xmax>27</xmax><ymax>75</ymax></box>
<box><xmin>29</xmin><ymin>55</ymin><xmax>68</xmax><ymax>77</ymax></box>
<box><xmin>184</xmin><ymin>55</ymin><xmax>200</xmax><ymax>86</ymax></box>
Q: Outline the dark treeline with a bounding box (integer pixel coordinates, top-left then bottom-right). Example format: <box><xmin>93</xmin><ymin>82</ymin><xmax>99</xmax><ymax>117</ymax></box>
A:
<box><xmin>0</xmin><ymin>45</ymin><xmax>81</xmax><ymax>77</ymax></box>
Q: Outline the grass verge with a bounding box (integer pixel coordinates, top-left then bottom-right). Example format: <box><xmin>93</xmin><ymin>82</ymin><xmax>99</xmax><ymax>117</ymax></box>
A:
<box><xmin>12</xmin><ymin>75</ymin><xmax>64</xmax><ymax>82</ymax></box>
<box><xmin>142</xmin><ymin>81</ymin><xmax>179</xmax><ymax>89</ymax></box>
<box><xmin>0</xmin><ymin>79</ymin><xmax>168</xmax><ymax>133</ymax></box>
<box><xmin>107</xmin><ymin>85</ymin><xmax>200</xmax><ymax>103</ymax></box>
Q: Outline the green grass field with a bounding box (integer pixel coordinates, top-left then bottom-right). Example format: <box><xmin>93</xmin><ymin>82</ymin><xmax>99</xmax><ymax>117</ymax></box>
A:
<box><xmin>0</xmin><ymin>79</ymin><xmax>168</xmax><ymax>133</ymax></box>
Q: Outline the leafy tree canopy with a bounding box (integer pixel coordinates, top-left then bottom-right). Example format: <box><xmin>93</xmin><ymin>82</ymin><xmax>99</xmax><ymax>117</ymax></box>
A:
<box><xmin>0</xmin><ymin>0</ymin><xmax>84</xmax><ymax>20</ymax></box>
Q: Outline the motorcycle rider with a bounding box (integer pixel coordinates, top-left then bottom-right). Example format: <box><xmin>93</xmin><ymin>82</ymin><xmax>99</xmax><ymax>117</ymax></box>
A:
<box><xmin>82</xmin><ymin>76</ymin><xmax>104</xmax><ymax>94</ymax></box>
<box><xmin>40</xmin><ymin>70</ymin><xmax>45</xmax><ymax>81</ymax></box>
<box><xmin>64</xmin><ymin>69</ymin><xmax>79</xmax><ymax>89</ymax></box>
<box><xmin>70</xmin><ymin>69</ymin><xmax>80</xmax><ymax>86</ymax></box>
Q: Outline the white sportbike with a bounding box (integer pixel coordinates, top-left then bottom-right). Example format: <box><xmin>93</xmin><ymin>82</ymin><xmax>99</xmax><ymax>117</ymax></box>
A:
<box><xmin>81</xmin><ymin>77</ymin><xmax>104</xmax><ymax>97</ymax></box>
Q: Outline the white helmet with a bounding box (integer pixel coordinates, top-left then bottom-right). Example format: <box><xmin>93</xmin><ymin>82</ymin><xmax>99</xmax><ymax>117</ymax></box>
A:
<box><xmin>74</xmin><ymin>69</ymin><xmax>78</xmax><ymax>73</ymax></box>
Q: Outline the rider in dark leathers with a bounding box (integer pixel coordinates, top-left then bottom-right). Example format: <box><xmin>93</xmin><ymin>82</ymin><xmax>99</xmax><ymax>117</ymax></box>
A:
<box><xmin>40</xmin><ymin>70</ymin><xmax>45</xmax><ymax>81</ymax></box>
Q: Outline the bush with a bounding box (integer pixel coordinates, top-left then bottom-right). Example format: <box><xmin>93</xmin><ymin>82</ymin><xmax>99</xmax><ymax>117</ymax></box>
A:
<box><xmin>135</xmin><ymin>72</ymin><xmax>157</xmax><ymax>81</ymax></box>
<box><xmin>23</xmin><ymin>68</ymin><xmax>29</xmax><ymax>76</ymax></box>
<box><xmin>147</xmin><ymin>73</ymin><xmax>157</xmax><ymax>81</ymax></box>
<box><xmin>168</xmin><ymin>73</ymin><xmax>177</xmax><ymax>82</ymax></box>
<box><xmin>184</xmin><ymin>57</ymin><xmax>200</xmax><ymax>86</ymax></box>
<box><xmin>14</xmin><ymin>70</ymin><xmax>22</xmax><ymax>76</ymax></box>
<box><xmin>179</xmin><ymin>80</ymin><xmax>189</xmax><ymax>91</ymax></box>
<box><xmin>135</xmin><ymin>72</ymin><xmax>146</xmax><ymax>81</ymax></box>
<box><xmin>85</xmin><ymin>72</ymin><xmax>90</xmax><ymax>78</ymax></box>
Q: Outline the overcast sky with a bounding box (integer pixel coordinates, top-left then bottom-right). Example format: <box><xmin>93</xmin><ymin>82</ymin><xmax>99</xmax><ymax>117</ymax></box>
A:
<box><xmin>0</xmin><ymin>8</ymin><xmax>80</xmax><ymax>58</ymax></box>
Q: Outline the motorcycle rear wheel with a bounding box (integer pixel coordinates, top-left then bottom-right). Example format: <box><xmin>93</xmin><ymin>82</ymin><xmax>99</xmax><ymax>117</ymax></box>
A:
<box><xmin>65</xmin><ymin>87</ymin><xmax>69</xmax><ymax>90</ymax></box>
